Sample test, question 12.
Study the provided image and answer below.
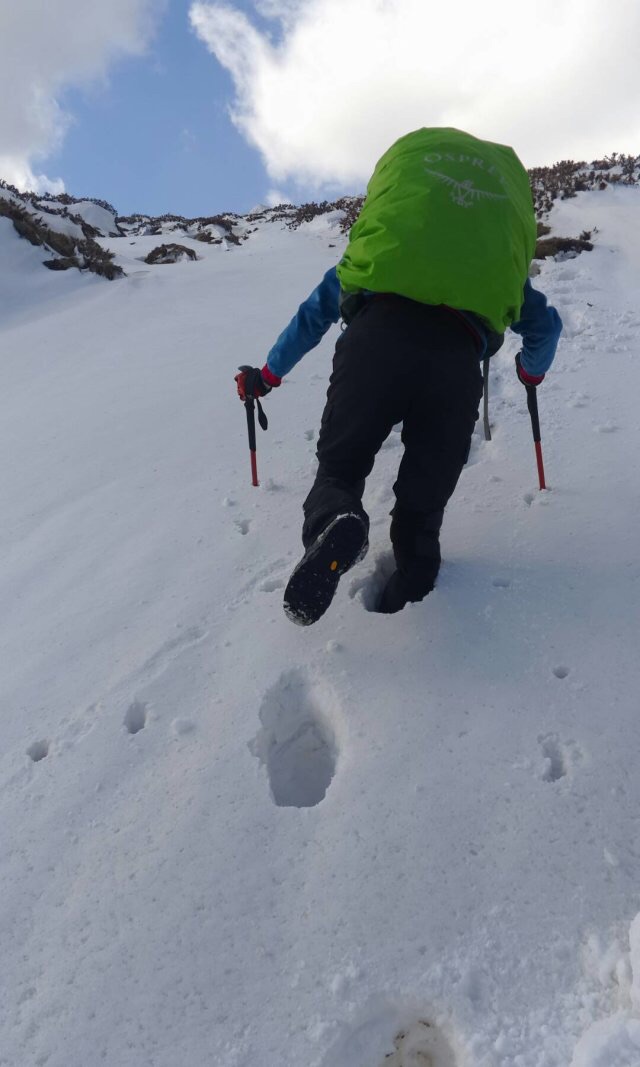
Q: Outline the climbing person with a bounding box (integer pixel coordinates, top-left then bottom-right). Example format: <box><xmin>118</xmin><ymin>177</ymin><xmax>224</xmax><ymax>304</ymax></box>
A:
<box><xmin>234</xmin><ymin>127</ymin><xmax>562</xmax><ymax>625</ymax></box>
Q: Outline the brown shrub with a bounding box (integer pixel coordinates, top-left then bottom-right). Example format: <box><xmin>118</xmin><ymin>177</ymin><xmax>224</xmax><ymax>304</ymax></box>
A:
<box><xmin>534</xmin><ymin>235</ymin><xmax>593</xmax><ymax>259</ymax></box>
<box><xmin>194</xmin><ymin>232</ymin><xmax>223</xmax><ymax>244</ymax></box>
<box><xmin>0</xmin><ymin>195</ymin><xmax>124</xmax><ymax>278</ymax></box>
<box><xmin>144</xmin><ymin>243</ymin><xmax>198</xmax><ymax>265</ymax></box>
<box><xmin>43</xmin><ymin>257</ymin><xmax>79</xmax><ymax>271</ymax></box>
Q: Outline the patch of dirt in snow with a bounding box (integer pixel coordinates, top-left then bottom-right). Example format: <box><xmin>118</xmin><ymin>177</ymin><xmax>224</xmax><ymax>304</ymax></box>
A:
<box><xmin>380</xmin><ymin>1020</ymin><xmax>459</xmax><ymax>1067</ymax></box>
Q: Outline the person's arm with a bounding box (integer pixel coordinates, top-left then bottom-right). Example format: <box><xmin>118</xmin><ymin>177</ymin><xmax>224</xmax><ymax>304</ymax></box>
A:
<box><xmin>510</xmin><ymin>278</ymin><xmax>563</xmax><ymax>380</ymax></box>
<box><xmin>235</xmin><ymin>267</ymin><xmax>342</xmax><ymax>401</ymax></box>
<box><xmin>264</xmin><ymin>266</ymin><xmax>341</xmax><ymax>380</ymax></box>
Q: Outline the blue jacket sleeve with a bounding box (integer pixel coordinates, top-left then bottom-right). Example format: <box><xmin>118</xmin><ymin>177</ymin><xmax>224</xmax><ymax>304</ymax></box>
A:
<box><xmin>265</xmin><ymin>266</ymin><xmax>341</xmax><ymax>379</ymax></box>
<box><xmin>510</xmin><ymin>279</ymin><xmax>563</xmax><ymax>377</ymax></box>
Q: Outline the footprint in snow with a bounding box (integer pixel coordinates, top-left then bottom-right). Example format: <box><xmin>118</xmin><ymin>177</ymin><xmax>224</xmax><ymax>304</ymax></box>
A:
<box><xmin>27</xmin><ymin>740</ymin><xmax>50</xmax><ymax>763</ymax></box>
<box><xmin>595</xmin><ymin>423</ymin><xmax>619</xmax><ymax>434</ymax></box>
<box><xmin>258</xmin><ymin>576</ymin><xmax>285</xmax><ymax>593</ymax></box>
<box><xmin>567</xmin><ymin>392</ymin><xmax>590</xmax><ymax>409</ymax></box>
<box><xmin>235</xmin><ymin>518</ymin><xmax>251</xmax><ymax>535</ymax></box>
<box><xmin>249</xmin><ymin>669</ymin><xmax>340</xmax><ymax>808</ymax></box>
<box><xmin>349</xmin><ymin>552</ymin><xmax>396</xmax><ymax>613</ymax></box>
<box><xmin>304</xmin><ymin>428</ymin><xmax>315</xmax><ymax>441</ymax></box>
<box><xmin>171</xmin><ymin>717</ymin><xmax>196</xmax><ymax>737</ymax></box>
<box><xmin>124</xmin><ymin>700</ymin><xmax>148</xmax><ymax>736</ymax></box>
<box><xmin>141</xmin><ymin>625</ymin><xmax>207</xmax><ymax>678</ymax></box>
<box><xmin>538</xmin><ymin>733</ymin><xmax>583</xmax><ymax>783</ymax></box>
<box><xmin>232</xmin><ymin>557</ymin><xmax>290</xmax><ymax>607</ymax></box>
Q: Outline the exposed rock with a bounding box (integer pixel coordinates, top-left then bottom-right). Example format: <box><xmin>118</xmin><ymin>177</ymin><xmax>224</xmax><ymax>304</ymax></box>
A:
<box><xmin>43</xmin><ymin>257</ymin><xmax>79</xmax><ymax>271</ymax></box>
<box><xmin>144</xmin><ymin>243</ymin><xmax>198</xmax><ymax>265</ymax></box>
<box><xmin>0</xmin><ymin>195</ymin><xmax>124</xmax><ymax>279</ymax></box>
<box><xmin>534</xmin><ymin>234</ymin><xmax>594</xmax><ymax>260</ymax></box>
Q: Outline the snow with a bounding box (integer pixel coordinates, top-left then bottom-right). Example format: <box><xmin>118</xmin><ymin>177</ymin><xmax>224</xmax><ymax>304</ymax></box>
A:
<box><xmin>32</xmin><ymin>210</ymin><xmax>85</xmax><ymax>241</ymax></box>
<box><xmin>1</xmin><ymin>188</ymin><xmax>120</xmax><ymax>241</ymax></box>
<box><xmin>0</xmin><ymin>217</ymin><xmax>94</xmax><ymax>321</ymax></box>
<box><xmin>69</xmin><ymin>200</ymin><xmax>120</xmax><ymax>235</ymax></box>
<box><xmin>29</xmin><ymin>198</ymin><xmax>119</xmax><ymax>239</ymax></box>
<box><xmin>1</xmin><ymin>188</ymin><xmax>640</xmax><ymax>1066</ymax></box>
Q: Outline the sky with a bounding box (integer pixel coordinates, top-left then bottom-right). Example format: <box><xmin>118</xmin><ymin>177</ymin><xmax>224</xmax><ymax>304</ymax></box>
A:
<box><xmin>42</xmin><ymin>0</ymin><xmax>269</xmax><ymax>216</ymax></box>
<box><xmin>1</xmin><ymin>0</ymin><xmax>639</xmax><ymax>217</ymax></box>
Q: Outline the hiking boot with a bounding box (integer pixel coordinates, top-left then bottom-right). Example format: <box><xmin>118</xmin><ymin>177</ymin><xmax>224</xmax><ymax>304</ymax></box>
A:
<box><xmin>284</xmin><ymin>513</ymin><xmax>368</xmax><ymax>626</ymax></box>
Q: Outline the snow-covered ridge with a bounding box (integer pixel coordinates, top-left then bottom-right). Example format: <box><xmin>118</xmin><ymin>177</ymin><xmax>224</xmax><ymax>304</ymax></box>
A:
<box><xmin>0</xmin><ymin>178</ymin><xmax>120</xmax><ymax>237</ymax></box>
<box><xmin>0</xmin><ymin>181</ymin><xmax>123</xmax><ymax>280</ymax></box>
<box><xmin>115</xmin><ymin>154</ymin><xmax>640</xmax><ymax>240</ymax></box>
<box><xmin>530</xmin><ymin>153</ymin><xmax>640</xmax><ymax>215</ymax></box>
<box><xmin>0</xmin><ymin>178</ymin><xmax>359</xmax><ymax>276</ymax></box>
<box><xmin>114</xmin><ymin>197</ymin><xmax>362</xmax><ymax>244</ymax></box>
<box><xmin>2</xmin><ymin>151</ymin><xmax>638</xmax><ymax>283</ymax></box>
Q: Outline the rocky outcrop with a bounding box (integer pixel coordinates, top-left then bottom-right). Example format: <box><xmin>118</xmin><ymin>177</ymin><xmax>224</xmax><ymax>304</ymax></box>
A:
<box><xmin>144</xmin><ymin>243</ymin><xmax>198</xmax><ymax>265</ymax></box>
<box><xmin>0</xmin><ymin>196</ymin><xmax>123</xmax><ymax>278</ymax></box>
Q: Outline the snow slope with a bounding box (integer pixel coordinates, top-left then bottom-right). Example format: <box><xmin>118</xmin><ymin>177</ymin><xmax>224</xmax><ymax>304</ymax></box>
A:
<box><xmin>0</xmin><ymin>184</ymin><xmax>121</xmax><ymax>239</ymax></box>
<box><xmin>1</xmin><ymin>187</ymin><xmax>640</xmax><ymax>1067</ymax></box>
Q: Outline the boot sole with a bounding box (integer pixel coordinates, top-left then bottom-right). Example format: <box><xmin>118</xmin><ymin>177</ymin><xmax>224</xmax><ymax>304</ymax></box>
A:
<box><xmin>283</xmin><ymin>513</ymin><xmax>368</xmax><ymax>626</ymax></box>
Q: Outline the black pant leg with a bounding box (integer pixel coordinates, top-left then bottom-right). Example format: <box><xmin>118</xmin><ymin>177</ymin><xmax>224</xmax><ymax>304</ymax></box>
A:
<box><xmin>302</xmin><ymin>303</ymin><xmax>405</xmax><ymax>546</ymax></box>
<box><xmin>301</xmin><ymin>298</ymin><xmax>483</xmax><ymax>603</ymax></box>
<box><xmin>393</xmin><ymin>324</ymin><xmax>483</xmax><ymax>515</ymax></box>
<box><xmin>386</xmin><ymin>310</ymin><xmax>483</xmax><ymax>605</ymax></box>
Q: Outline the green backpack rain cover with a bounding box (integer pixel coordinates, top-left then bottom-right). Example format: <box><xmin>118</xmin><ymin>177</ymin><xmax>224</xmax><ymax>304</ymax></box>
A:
<box><xmin>337</xmin><ymin>128</ymin><xmax>536</xmax><ymax>333</ymax></box>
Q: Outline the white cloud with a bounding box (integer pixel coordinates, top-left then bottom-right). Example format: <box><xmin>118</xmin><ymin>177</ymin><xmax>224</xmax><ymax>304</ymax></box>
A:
<box><xmin>0</xmin><ymin>0</ymin><xmax>165</xmax><ymax>193</ymax></box>
<box><xmin>0</xmin><ymin>158</ymin><xmax>65</xmax><ymax>197</ymax></box>
<box><xmin>265</xmin><ymin>188</ymin><xmax>290</xmax><ymax>206</ymax></box>
<box><xmin>190</xmin><ymin>0</ymin><xmax>640</xmax><ymax>192</ymax></box>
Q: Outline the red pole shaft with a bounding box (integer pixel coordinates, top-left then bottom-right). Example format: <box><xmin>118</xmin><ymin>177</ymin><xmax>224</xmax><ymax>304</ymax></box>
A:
<box><xmin>250</xmin><ymin>449</ymin><xmax>259</xmax><ymax>487</ymax></box>
<box><xmin>534</xmin><ymin>440</ymin><xmax>546</xmax><ymax>490</ymax></box>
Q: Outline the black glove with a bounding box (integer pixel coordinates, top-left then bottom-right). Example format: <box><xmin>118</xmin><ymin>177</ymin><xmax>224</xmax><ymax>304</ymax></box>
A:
<box><xmin>515</xmin><ymin>353</ymin><xmax>545</xmax><ymax>388</ymax></box>
<box><xmin>235</xmin><ymin>364</ymin><xmax>281</xmax><ymax>401</ymax></box>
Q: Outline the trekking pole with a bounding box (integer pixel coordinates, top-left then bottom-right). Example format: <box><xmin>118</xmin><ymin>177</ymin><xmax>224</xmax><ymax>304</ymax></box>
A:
<box><xmin>482</xmin><ymin>357</ymin><xmax>492</xmax><ymax>441</ymax></box>
<box><xmin>237</xmin><ymin>365</ymin><xmax>269</xmax><ymax>488</ymax></box>
<box><xmin>244</xmin><ymin>396</ymin><xmax>259</xmax><ymax>487</ymax></box>
<box><xmin>525</xmin><ymin>384</ymin><xmax>547</xmax><ymax>490</ymax></box>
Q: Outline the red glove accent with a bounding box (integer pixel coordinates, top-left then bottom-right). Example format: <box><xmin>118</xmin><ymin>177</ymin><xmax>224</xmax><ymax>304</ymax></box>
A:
<box><xmin>234</xmin><ymin>370</ymin><xmax>251</xmax><ymax>401</ymax></box>
<box><xmin>515</xmin><ymin>353</ymin><xmax>545</xmax><ymax>387</ymax></box>
<box><xmin>519</xmin><ymin>367</ymin><xmax>545</xmax><ymax>386</ymax></box>
<box><xmin>261</xmin><ymin>364</ymin><xmax>282</xmax><ymax>389</ymax></box>
<box><xmin>235</xmin><ymin>364</ymin><xmax>281</xmax><ymax>401</ymax></box>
